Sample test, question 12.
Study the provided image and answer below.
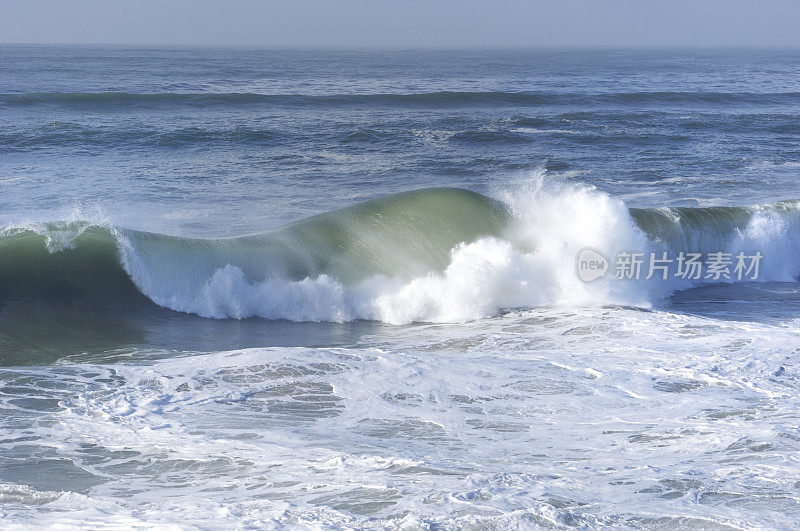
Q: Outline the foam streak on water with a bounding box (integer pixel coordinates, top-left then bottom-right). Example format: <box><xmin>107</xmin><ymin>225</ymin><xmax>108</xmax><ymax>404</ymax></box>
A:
<box><xmin>1</xmin><ymin>308</ymin><xmax>799</xmax><ymax>528</ymax></box>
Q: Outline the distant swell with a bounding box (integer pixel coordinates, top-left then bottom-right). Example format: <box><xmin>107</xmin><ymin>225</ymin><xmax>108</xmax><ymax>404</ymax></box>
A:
<box><xmin>1</xmin><ymin>183</ymin><xmax>799</xmax><ymax>325</ymax></box>
<box><xmin>3</xmin><ymin>90</ymin><xmax>800</xmax><ymax>108</ymax></box>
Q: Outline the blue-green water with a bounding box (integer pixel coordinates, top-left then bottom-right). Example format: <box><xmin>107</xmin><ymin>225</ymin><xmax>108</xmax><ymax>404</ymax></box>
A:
<box><xmin>3</xmin><ymin>47</ymin><xmax>800</xmax><ymax>233</ymax></box>
<box><xmin>1</xmin><ymin>47</ymin><xmax>799</xmax><ymax>528</ymax></box>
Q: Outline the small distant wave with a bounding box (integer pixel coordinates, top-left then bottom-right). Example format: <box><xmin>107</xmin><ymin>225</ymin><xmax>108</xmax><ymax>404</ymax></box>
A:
<box><xmin>2</xmin><ymin>180</ymin><xmax>799</xmax><ymax>326</ymax></box>
<box><xmin>509</xmin><ymin>127</ymin><xmax>580</xmax><ymax>135</ymax></box>
<box><xmin>0</xmin><ymin>123</ymin><xmax>281</xmax><ymax>151</ymax></box>
<box><xmin>3</xmin><ymin>90</ymin><xmax>800</xmax><ymax>108</ymax></box>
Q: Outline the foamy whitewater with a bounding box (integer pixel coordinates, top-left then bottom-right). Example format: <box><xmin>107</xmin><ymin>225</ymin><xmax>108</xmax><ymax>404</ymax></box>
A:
<box><xmin>2</xmin><ymin>47</ymin><xmax>800</xmax><ymax>528</ymax></box>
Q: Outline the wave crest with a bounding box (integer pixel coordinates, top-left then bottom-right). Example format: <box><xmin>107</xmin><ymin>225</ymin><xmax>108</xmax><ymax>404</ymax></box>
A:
<box><xmin>2</xmin><ymin>180</ymin><xmax>799</xmax><ymax>324</ymax></box>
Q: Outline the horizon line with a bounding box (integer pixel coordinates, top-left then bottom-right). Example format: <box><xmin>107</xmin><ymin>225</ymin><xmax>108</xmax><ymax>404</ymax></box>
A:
<box><xmin>3</xmin><ymin>42</ymin><xmax>800</xmax><ymax>51</ymax></box>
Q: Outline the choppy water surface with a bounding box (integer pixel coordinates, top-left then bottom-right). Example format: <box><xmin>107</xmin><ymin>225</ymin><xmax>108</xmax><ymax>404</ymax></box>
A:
<box><xmin>1</xmin><ymin>47</ymin><xmax>800</xmax><ymax>528</ymax></box>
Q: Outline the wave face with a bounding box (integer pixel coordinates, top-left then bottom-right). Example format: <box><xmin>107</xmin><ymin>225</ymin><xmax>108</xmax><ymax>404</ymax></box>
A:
<box><xmin>2</xmin><ymin>183</ymin><xmax>799</xmax><ymax>325</ymax></box>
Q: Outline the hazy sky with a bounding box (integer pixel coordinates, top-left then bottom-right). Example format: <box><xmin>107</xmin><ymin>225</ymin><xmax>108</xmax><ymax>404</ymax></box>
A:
<box><xmin>1</xmin><ymin>0</ymin><xmax>799</xmax><ymax>48</ymax></box>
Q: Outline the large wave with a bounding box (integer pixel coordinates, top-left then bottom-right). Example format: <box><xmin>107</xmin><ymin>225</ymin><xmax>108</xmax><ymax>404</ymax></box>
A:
<box><xmin>2</xmin><ymin>179</ymin><xmax>799</xmax><ymax>324</ymax></box>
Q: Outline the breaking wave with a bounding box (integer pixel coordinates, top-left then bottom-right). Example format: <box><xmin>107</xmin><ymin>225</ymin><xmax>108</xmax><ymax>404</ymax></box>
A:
<box><xmin>2</xmin><ymin>180</ymin><xmax>799</xmax><ymax>325</ymax></box>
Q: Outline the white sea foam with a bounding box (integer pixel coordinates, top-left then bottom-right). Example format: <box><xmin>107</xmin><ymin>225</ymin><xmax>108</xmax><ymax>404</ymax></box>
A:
<box><xmin>3</xmin><ymin>308</ymin><xmax>800</xmax><ymax>528</ymax></box>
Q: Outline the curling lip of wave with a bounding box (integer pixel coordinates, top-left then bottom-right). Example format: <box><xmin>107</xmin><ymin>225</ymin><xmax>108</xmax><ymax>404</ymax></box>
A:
<box><xmin>1</xmin><ymin>186</ymin><xmax>799</xmax><ymax>324</ymax></box>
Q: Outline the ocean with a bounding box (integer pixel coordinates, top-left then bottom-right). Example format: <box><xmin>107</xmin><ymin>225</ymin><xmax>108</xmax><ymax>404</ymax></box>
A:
<box><xmin>1</xmin><ymin>46</ymin><xmax>800</xmax><ymax>528</ymax></box>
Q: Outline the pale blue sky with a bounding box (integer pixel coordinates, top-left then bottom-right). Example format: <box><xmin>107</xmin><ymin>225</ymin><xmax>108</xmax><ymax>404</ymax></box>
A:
<box><xmin>1</xmin><ymin>0</ymin><xmax>799</xmax><ymax>48</ymax></box>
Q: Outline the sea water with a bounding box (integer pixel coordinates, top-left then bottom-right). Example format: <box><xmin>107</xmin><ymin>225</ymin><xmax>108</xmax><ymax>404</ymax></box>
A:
<box><xmin>1</xmin><ymin>47</ymin><xmax>800</xmax><ymax>528</ymax></box>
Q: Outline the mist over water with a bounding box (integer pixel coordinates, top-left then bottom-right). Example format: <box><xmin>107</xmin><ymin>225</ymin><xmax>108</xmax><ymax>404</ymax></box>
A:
<box><xmin>2</xmin><ymin>47</ymin><xmax>800</xmax><ymax>527</ymax></box>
